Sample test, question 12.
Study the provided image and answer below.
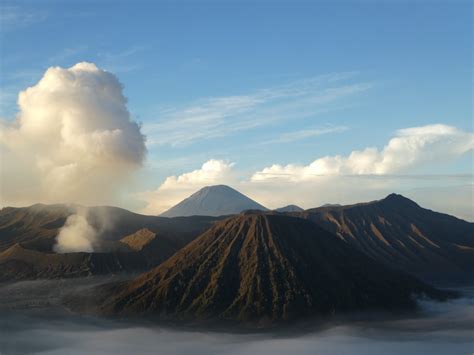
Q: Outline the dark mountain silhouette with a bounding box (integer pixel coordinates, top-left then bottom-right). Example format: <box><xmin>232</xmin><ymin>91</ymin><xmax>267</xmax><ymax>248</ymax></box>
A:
<box><xmin>296</xmin><ymin>194</ymin><xmax>474</xmax><ymax>280</ymax></box>
<box><xmin>319</xmin><ymin>203</ymin><xmax>341</xmax><ymax>208</ymax></box>
<box><xmin>160</xmin><ymin>185</ymin><xmax>268</xmax><ymax>217</ymax></box>
<box><xmin>0</xmin><ymin>243</ymin><xmax>146</xmax><ymax>282</ymax></box>
<box><xmin>90</xmin><ymin>213</ymin><xmax>449</xmax><ymax>325</ymax></box>
<box><xmin>0</xmin><ymin>204</ymin><xmax>221</xmax><ymax>281</ymax></box>
<box><xmin>2</xmin><ymin>194</ymin><xmax>472</xmax><ymax>286</ymax></box>
<box><xmin>274</xmin><ymin>205</ymin><xmax>304</xmax><ymax>213</ymax></box>
<box><xmin>0</xmin><ymin>204</ymin><xmax>220</xmax><ymax>254</ymax></box>
<box><xmin>0</xmin><ymin>224</ymin><xmax>212</xmax><ymax>282</ymax></box>
<box><xmin>0</xmin><ymin>204</ymin><xmax>73</xmax><ymax>253</ymax></box>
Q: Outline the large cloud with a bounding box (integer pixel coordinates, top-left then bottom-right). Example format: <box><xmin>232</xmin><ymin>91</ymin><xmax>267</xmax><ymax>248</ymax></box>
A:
<box><xmin>0</xmin><ymin>62</ymin><xmax>146</xmax><ymax>206</ymax></box>
<box><xmin>251</xmin><ymin>124</ymin><xmax>474</xmax><ymax>181</ymax></box>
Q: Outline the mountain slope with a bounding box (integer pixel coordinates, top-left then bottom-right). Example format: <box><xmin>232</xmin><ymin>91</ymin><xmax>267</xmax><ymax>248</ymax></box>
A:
<box><xmin>118</xmin><ymin>228</ymin><xmax>181</xmax><ymax>267</ymax></box>
<box><xmin>297</xmin><ymin>194</ymin><xmax>474</xmax><ymax>279</ymax></box>
<box><xmin>93</xmin><ymin>213</ymin><xmax>448</xmax><ymax>325</ymax></box>
<box><xmin>0</xmin><ymin>243</ymin><xmax>146</xmax><ymax>282</ymax></box>
<box><xmin>119</xmin><ymin>228</ymin><xmax>157</xmax><ymax>251</ymax></box>
<box><xmin>0</xmin><ymin>204</ymin><xmax>221</xmax><ymax>281</ymax></box>
<box><xmin>0</xmin><ymin>204</ymin><xmax>220</xmax><ymax>254</ymax></box>
<box><xmin>160</xmin><ymin>185</ymin><xmax>268</xmax><ymax>217</ymax></box>
<box><xmin>0</xmin><ymin>204</ymin><xmax>72</xmax><ymax>253</ymax></box>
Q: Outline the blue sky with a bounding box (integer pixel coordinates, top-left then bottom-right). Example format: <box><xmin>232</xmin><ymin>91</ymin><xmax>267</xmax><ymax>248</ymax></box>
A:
<box><xmin>0</xmin><ymin>1</ymin><xmax>473</xmax><ymax>218</ymax></box>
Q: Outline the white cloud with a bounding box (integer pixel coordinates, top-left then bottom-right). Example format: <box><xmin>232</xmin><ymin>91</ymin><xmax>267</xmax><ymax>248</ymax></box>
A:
<box><xmin>137</xmin><ymin>124</ymin><xmax>473</xmax><ymax>220</ymax></box>
<box><xmin>0</xmin><ymin>62</ymin><xmax>146</xmax><ymax>207</ymax></box>
<box><xmin>251</xmin><ymin>124</ymin><xmax>474</xmax><ymax>182</ymax></box>
<box><xmin>261</xmin><ymin>125</ymin><xmax>349</xmax><ymax>144</ymax></box>
<box><xmin>138</xmin><ymin>160</ymin><xmax>235</xmax><ymax>214</ymax></box>
<box><xmin>144</xmin><ymin>73</ymin><xmax>371</xmax><ymax>146</ymax></box>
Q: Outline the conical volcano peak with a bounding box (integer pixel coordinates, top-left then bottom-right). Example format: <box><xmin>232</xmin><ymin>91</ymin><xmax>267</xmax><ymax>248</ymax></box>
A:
<box><xmin>381</xmin><ymin>193</ymin><xmax>419</xmax><ymax>208</ymax></box>
<box><xmin>95</xmin><ymin>212</ymin><xmax>448</xmax><ymax>324</ymax></box>
<box><xmin>160</xmin><ymin>185</ymin><xmax>268</xmax><ymax>217</ymax></box>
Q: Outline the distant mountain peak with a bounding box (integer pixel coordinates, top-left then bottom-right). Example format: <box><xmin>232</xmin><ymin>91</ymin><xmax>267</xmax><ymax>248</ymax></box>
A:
<box><xmin>319</xmin><ymin>203</ymin><xmax>342</xmax><ymax>208</ymax></box>
<box><xmin>201</xmin><ymin>184</ymin><xmax>233</xmax><ymax>191</ymax></box>
<box><xmin>274</xmin><ymin>204</ymin><xmax>304</xmax><ymax>213</ymax></box>
<box><xmin>160</xmin><ymin>185</ymin><xmax>268</xmax><ymax>217</ymax></box>
<box><xmin>381</xmin><ymin>193</ymin><xmax>419</xmax><ymax>208</ymax></box>
<box><xmin>298</xmin><ymin>193</ymin><xmax>474</xmax><ymax>276</ymax></box>
<box><xmin>385</xmin><ymin>192</ymin><xmax>405</xmax><ymax>200</ymax></box>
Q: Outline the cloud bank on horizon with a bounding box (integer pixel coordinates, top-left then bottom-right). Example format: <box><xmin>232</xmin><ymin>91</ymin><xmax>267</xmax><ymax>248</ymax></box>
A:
<box><xmin>1</xmin><ymin>62</ymin><xmax>146</xmax><ymax>206</ymax></box>
<box><xmin>251</xmin><ymin>124</ymin><xmax>474</xmax><ymax>181</ymax></box>
<box><xmin>139</xmin><ymin>121</ymin><xmax>473</xmax><ymax>218</ymax></box>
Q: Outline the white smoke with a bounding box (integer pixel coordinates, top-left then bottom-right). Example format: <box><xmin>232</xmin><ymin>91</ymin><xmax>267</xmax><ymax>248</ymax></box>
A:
<box><xmin>54</xmin><ymin>213</ymin><xmax>97</xmax><ymax>253</ymax></box>
<box><xmin>53</xmin><ymin>205</ymin><xmax>120</xmax><ymax>253</ymax></box>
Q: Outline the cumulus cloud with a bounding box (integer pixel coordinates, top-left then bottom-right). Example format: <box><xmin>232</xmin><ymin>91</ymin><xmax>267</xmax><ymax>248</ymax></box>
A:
<box><xmin>138</xmin><ymin>160</ymin><xmax>235</xmax><ymax>214</ymax></box>
<box><xmin>251</xmin><ymin>124</ymin><xmax>474</xmax><ymax>181</ymax></box>
<box><xmin>0</xmin><ymin>62</ymin><xmax>146</xmax><ymax>206</ymax></box>
<box><xmin>138</xmin><ymin>124</ymin><xmax>473</xmax><ymax>220</ymax></box>
<box><xmin>244</xmin><ymin>124</ymin><xmax>473</xmax><ymax>219</ymax></box>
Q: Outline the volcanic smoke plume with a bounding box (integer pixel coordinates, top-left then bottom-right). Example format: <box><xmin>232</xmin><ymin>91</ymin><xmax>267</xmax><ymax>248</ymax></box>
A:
<box><xmin>54</xmin><ymin>212</ymin><xmax>97</xmax><ymax>253</ymax></box>
<box><xmin>0</xmin><ymin>62</ymin><xmax>147</xmax><ymax>207</ymax></box>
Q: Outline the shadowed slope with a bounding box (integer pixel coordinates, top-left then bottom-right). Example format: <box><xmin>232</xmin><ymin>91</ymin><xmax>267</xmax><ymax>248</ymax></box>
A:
<box><xmin>95</xmin><ymin>213</ymin><xmax>448</xmax><ymax>325</ymax></box>
<box><xmin>0</xmin><ymin>204</ymin><xmax>72</xmax><ymax>252</ymax></box>
<box><xmin>297</xmin><ymin>194</ymin><xmax>474</xmax><ymax>279</ymax></box>
<box><xmin>0</xmin><ymin>243</ymin><xmax>146</xmax><ymax>282</ymax></box>
<box><xmin>274</xmin><ymin>205</ymin><xmax>304</xmax><ymax>213</ymax></box>
<box><xmin>0</xmin><ymin>205</ymin><xmax>221</xmax><ymax>281</ymax></box>
<box><xmin>0</xmin><ymin>204</ymin><xmax>220</xmax><ymax>253</ymax></box>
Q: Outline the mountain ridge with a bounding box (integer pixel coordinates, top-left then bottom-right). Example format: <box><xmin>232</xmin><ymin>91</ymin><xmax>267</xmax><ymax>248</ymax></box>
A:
<box><xmin>296</xmin><ymin>193</ymin><xmax>474</xmax><ymax>279</ymax></box>
<box><xmin>0</xmin><ymin>204</ymin><xmax>221</xmax><ymax>253</ymax></box>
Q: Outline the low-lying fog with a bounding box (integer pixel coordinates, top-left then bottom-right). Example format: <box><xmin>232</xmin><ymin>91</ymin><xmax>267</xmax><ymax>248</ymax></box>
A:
<box><xmin>0</xmin><ymin>278</ymin><xmax>473</xmax><ymax>355</ymax></box>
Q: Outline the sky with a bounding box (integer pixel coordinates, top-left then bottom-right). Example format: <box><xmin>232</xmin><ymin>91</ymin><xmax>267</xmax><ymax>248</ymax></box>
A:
<box><xmin>0</xmin><ymin>0</ymin><xmax>473</xmax><ymax>220</ymax></box>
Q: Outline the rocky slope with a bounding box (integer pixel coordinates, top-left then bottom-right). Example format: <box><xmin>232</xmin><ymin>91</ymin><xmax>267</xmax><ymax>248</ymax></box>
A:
<box><xmin>0</xmin><ymin>204</ymin><xmax>220</xmax><ymax>253</ymax></box>
<box><xmin>91</xmin><ymin>213</ymin><xmax>449</xmax><ymax>325</ymax></box>
<box><xmin>296</xmin><ymin>194</ymin><xmax>474</xmax><ymax>279</ymax></box>
<box><xmin>0</xmin><ymin>204</ymin><xmax>221</xmax><ymax>281</ymax></box>
<box><xmin>0</xmin><ymin>243</ymin><xmax>146</xmax><ymax>282</ymax></box>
